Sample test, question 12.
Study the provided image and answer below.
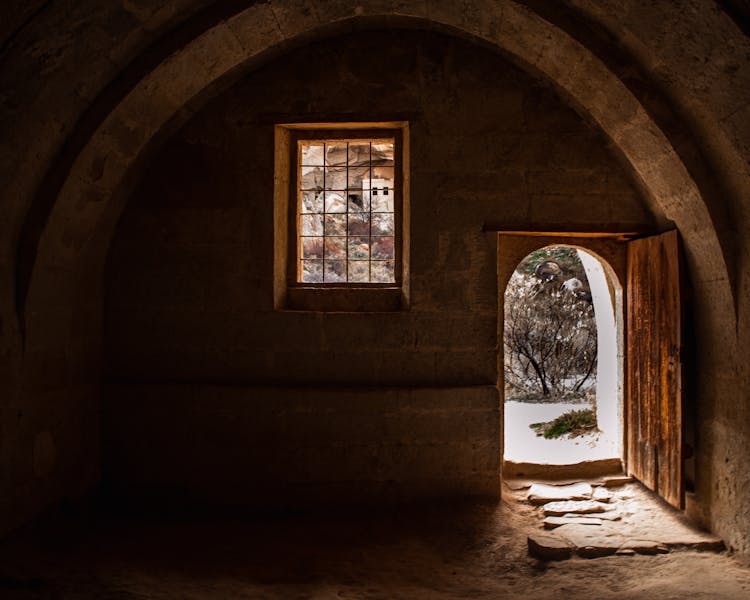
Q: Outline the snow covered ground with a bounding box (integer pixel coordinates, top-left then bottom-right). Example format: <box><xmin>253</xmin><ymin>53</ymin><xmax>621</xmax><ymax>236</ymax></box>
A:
<box><xmin>503</xmin><ymin>400</ymin><xmax>620</xmax><ymax>464</ymax></box>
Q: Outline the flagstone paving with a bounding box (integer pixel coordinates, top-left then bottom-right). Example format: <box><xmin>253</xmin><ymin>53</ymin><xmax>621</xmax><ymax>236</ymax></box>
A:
<box><xmin>505</xmin><ymin>477</ymin><xmax>725</xmax><ymax>560</ymax></box>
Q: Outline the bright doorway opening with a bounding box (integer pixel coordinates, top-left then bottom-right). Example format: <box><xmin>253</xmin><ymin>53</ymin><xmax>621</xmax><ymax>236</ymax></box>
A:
<box><xmin>502</xmin><ymin>245</ymin><xmax>623</xmax><ymax>471</ymax></box>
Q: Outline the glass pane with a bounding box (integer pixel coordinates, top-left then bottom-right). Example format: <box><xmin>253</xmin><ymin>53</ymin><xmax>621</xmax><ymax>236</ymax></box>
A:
<box><xmin>348</xmin><ymin>214</ymin><xmax>370</xmax><ymax>236</ymax></box>
<box><xmin>324</xmin><ymin>260</ymin><xmax>346</xmax><ymax>283</ymax></box>
<box><xmin>325</xmin><ymin>214</ymin><xmax>346</xmax><ymax>236</ymax></box>
<box><xmin>371</xmin><ymin>260</ymin><xmax>395</xmax><ymax>283</ymax></box>
<box><xmin>301</xmin><ymin>214</ymin><xmax>323</xmax><ymax>236</ymax></box>
<box><xmin>325</xmin><ymin>143</ymin><xmax>348</xmax><ymax>166</ymax></box>
<box><xmin>300</xmin><ymin>166</ymin><xmax>324</xmax><ymax>190</ymax></box>
<box><xmin>346</xmin><ymin>191</ymin><xmax>368</xmax><ymax>212</ymax></box>
<box><xmin>325</xmin><ymin>236</ymin><xmax>346</xmax><ymax>260</ymax></box>
<box><xmin>348</xmin><ymin>143</ymin><xmax>370</xmax><ymax>166</ymax></box>
<box><xmin>324</xmin><ymin>167</ymin><xmax>347</xmax><ymax>190</ymax></box>
<box><xmin>348</xmin><ymin>237</ymin><xmax>370</xmax><ymax>259</ymax></box>
<box><xmin>348</xmin><ymin>261</ymin><xmax>370</xmax><ymax>282</ymax></box>
<box><xmin>371</xmin><ymin>213</ymin><xmax>394</xmax><ymax>236</ymax></box>
<box><xmin>348</xmin><ymin>165</ymin><xmax>370</xmax><ymax>190</ymax></box>
<box><xmin>301</xmin><ymin>143</ymin><xmax>324</xmax><ymax>166</ymax></box>
<box><xmin>371</xmin><ymin>236</ymin><xmax>395</xmax><ymax>260</ymax></box>
<box><xmin>301</xmin><ymin>260</ymin><xmax>323</xmax><ymax>283</ymax></box>
<box><xmin>301</xmin><ymin>237</ymin><xmax>324</xmax><ymax>259</ymax></box>
<box><xmin>372</xmin><ymin>141</ymin><xmax>394</xmax><ymax>166</ymax></box>
<box><xmin>324</xmin><ymin>191</ymin><xmax>347</xmax><ymax>213</ymax></box>
<box><xmin>300</xmin><ymin>190</ymin><xmax>323</xmax><ymax>213</ymax></box>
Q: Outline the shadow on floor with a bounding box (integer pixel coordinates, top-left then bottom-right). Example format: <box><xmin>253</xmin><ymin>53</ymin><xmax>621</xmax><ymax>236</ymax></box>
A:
<box><xmin>0</xmin><ymin>494</ymin><xmax>748</xmax><ymax>599</ymax></box>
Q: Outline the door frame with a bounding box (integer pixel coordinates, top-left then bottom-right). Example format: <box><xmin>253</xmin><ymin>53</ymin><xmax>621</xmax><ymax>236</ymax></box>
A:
<box><xmin>495</xmin><ymin>229</ymin><xmax>686</xmax><ymax>510</ymax></box>
<box><xmin>496</xmin><ymin>231</ymin><xmax>631</xmax><ymax>479</ymax></box>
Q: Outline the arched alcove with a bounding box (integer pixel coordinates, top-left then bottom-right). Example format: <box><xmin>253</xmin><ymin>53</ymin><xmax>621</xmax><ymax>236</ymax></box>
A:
<box><xmin>24</xmin><ymin>1</ymin><xmax>731</xmax><ymax>340</ymax></box>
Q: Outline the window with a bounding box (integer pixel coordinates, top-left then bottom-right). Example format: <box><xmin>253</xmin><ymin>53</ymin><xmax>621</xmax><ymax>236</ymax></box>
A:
<box><xmin>274</xmin><ymin>123</ymin><xmax>409</xmax><ymax>311</ymax></box>
<box><xmin>295</xmin><ymin>133</ymin><xmax>400</xmax><ymax>284</ymax></box>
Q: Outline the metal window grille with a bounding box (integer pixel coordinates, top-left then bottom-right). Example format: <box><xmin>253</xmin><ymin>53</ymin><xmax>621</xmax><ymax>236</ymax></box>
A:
<box><xmin>298</xmin><ymin>139</ymin><xmax>396</xmax><ymax>283</ymax></box>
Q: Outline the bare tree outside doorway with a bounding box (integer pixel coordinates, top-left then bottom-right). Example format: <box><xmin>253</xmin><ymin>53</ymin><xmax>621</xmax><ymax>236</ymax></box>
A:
<box><xmin>504</xmin><ymin>247</ymin><xmax>597</xmax><ymax>404</ymax></box>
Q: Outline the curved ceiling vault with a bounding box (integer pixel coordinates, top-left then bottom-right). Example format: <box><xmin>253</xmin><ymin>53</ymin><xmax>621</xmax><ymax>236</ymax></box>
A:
<box><xmin>21</xmin><ymin>0</ymin><xmax>735</xmax><ymax>352</ymax></box>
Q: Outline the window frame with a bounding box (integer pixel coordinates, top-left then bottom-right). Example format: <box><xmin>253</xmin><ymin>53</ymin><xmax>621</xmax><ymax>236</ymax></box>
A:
<box><xmin>274</xmin><ymin>122</ymin><xmax>410</xmax><ymax>312</ymax></box>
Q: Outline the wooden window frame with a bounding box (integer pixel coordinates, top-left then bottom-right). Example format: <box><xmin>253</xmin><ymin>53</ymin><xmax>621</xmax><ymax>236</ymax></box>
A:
<box><xmin>274</xmin><ymin>122</ymin><xmax>410</xmax><ymax>312</ymax></box>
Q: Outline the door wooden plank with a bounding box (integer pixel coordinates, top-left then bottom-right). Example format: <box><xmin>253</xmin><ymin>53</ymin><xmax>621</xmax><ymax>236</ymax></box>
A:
<box><xmin>626</xmin><ymin>230</ymin><xmax>683</xmax><ymax>508</ymax></box>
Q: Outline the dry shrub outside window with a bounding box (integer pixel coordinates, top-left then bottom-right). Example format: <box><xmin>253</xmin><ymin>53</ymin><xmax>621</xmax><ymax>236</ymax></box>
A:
<box><xmin>504</xmin><ymin>247</ymin><xmax>597</xmax><ymax>403</ymax></box>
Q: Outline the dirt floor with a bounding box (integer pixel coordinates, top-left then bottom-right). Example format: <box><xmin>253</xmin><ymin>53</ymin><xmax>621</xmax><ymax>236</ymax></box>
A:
<box><xmin>1</xmin><ymin>490</ymin><xmax>749</xmax><ymax>599</ymax></box>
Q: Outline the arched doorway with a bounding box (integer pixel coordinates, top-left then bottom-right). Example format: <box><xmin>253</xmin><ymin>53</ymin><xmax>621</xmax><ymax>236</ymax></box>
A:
<box><xmin>502</xmin><ymin>244</ymin><xmax>624</xmax><ymax>471</ymax></box>
<box><xmin>498</xmin><ymin>231</ymin><xmax>685</xmax><ymax>509</ymax></box>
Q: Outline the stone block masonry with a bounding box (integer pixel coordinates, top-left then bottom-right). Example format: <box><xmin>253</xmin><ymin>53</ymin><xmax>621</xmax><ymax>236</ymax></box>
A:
<box><xmin>104</xmin><ymin>384</ymin><xmax>500</xmax><ymax>509</ymax></box>
<box><xmin>102</xmin><ymin>29</ymin><xmax>654</xmax><ymax>511</ymax></box>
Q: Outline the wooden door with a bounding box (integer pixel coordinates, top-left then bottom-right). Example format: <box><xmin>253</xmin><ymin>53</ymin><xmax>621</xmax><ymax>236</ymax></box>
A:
<box><xmin>626</xmin><ymin>230</ymin><xmax>684</xmax><ymax>508</ymax></box>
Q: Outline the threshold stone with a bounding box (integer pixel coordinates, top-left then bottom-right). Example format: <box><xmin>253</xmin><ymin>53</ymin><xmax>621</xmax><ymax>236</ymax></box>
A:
<box><xmin>527</xmin><ymin>482</ymin><xmax>593</xmax><ymax>504</ymax></box>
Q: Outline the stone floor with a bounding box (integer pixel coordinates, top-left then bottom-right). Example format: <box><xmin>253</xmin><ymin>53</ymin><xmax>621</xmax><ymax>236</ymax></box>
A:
<box><xmin>506</xmin><ymin>477</ymin><xmax>724</xmax><ymax>560</ymax></box>
<box><xmin>0</xmin><ymin>491</ymin><xmax>748</xmax><ymax>599</ymax></box>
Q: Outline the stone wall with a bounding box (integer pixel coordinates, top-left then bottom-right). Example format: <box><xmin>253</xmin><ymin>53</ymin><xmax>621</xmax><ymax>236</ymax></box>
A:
<box><xmin>104</xmin><ymin>385</ymin><xmax>499</xmax><ymax>507</ymax></box>
<box><xmin>1</xmin><ymin>0</ymin><xmax>748</xmax><ymax>558</ymax></box>
<box><xmin>103</xmin><ymin>30</ymin><xmax>653</xmax><ymax>507</ymax></box>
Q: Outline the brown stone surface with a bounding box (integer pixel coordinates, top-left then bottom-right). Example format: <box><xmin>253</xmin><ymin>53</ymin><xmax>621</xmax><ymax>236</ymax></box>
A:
<box><xmin>528</xmin><ymin>482</ymin><xmax>593</xmax><ymax>504</ymax></box>
<box><xmin>602</xmin><ymin>475</ymin><xmax>633</xmax><ymax>487</ymax></box>
<box><xmin>621</xmin><ymin>539</ymin><xmax>662</xmax><ymax>555</ymax></box>
<box><xmin>0</xmin><ymin>0</ymin><xmax>748</xmax><ymax>566</ymax></box>
<box><xmin>555</xmin><ymin>523</ymin><xmax>626</xmax><ymax>556</ymax></box>
<box><xmin>521</xmin><ymin>481</ymin><xmax>725</xmax><ymax>560</ymax></box>
<box><xmin>101</xmin><ymin>29</ymin><xmax>645</xmax><ymax>508</ymax></box>
<box><xmin>528</xmin><ymin>533</ymin><xmax>575</xmax><ymax>561</ymax></box>
<box><xmin>570</xmin><ymin>511</ymin><xmax>622</xmax><ymax>522</ymax></box>
<box><xmin>544</xmin><ymin>516</ymin><xmax>604</xmax><ymax>529</ymax></box>
<box><xmin>104</xmin><ymin>384</ymin><xmax>501</xmax><ymax>505</ymax></box>
<box><xmin>503</xmin><ymin>460</ymin><xmax>625</xmax><ymax>481</ymax></box>
<box><xmin>592</xmin><ymin>487</ymin><xmax>614</xmax><ymax>502</ymax></box>
<box><xmin>576</xmin><ymin>544</ymin><xmax>620</xmax><ymax>559</ymax></box>
<box><xmin>0</xmin><ymin>501</ymin><xmax>746</xmax><ymax>599</ymax></box>
<box><xmin>543</xmin><ymin>500</ymin><xmax>608</xmax><ymax>516</ymax></box>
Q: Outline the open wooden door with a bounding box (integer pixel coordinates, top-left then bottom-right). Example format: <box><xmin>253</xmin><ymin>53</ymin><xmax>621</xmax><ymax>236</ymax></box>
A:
<box><xmin>626</xmin><ymin>230</ymin><xmax>684</xmax><ymax>508</ymax></box>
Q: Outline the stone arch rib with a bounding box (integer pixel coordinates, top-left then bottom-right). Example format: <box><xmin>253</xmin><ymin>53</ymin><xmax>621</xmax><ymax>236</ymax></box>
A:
<box><xmin>24</xmin><ymin>0</ymin><xmax>734</xmax><ymax>339</ymax></box>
